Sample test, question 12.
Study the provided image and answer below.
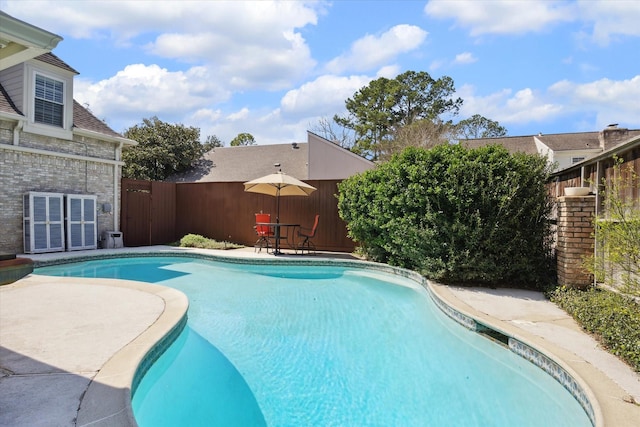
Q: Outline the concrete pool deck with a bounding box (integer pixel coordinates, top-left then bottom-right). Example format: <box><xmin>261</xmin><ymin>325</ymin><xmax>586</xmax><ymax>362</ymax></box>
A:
<box><xmin>1</xmin><ymin>246</ymin><xmax>639</xmax><ymax>426</ymax></box>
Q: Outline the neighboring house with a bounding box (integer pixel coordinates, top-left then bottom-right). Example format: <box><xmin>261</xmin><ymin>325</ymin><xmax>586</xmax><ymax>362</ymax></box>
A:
<box><xmin>168</xmin><ymin>131</ymin><xmax>375</xmax><ymax>182</ymax></box>
<box><xmin>463</xmin><ymin>125</ymin><xmax>640</xmax><ymax>171</ymax></box>
<box><xmin>0</xmin><ymin>12</ymin><xmax>137</xmax><ymax>254</ymax></box>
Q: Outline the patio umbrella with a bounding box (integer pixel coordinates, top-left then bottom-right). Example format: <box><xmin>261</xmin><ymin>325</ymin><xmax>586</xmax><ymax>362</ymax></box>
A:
<box><xmin>243</xmin><ymin>171</ymin><xmax>316</xmax><ymax>223</ymax></box>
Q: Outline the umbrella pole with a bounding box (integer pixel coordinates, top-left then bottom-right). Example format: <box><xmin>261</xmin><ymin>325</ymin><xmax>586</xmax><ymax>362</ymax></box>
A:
<box><xmin>275</xmin><ymin>190</ymin><xmax>281</xmax><ymax>254</ymax></box>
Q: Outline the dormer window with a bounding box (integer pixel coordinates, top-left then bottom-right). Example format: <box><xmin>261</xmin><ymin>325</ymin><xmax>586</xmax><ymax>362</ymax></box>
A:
<box><xmin>34</xmin><ymin>74</ymin><xmax>64</xmax><ymax>127</ymax></box>
<box><xmin>23</xmin><ymin>60</ymin><xmax>74</xmax><ymax>140</ymax></box>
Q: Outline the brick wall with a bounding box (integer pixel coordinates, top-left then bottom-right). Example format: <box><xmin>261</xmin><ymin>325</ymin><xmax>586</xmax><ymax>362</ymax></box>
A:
<box><xmin>556</xmin><ymin>195</ymin><xmax>596</xmax><ymax>289</ymax></box>
<box><xmin>0</xmin><ymin>122</ymin><xmax>120</xmax><ymax>253</ymax></box>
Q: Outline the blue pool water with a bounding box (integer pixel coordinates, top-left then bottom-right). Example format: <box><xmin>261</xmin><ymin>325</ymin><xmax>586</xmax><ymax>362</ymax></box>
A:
<box><xmin>37</xmin><ymin>256</ymin><xmax>592</xmax><ymax>427</ymax></box>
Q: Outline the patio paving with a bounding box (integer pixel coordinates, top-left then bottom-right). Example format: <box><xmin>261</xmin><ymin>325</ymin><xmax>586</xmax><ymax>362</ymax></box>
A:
<box><xmin>1</xmin><ymin>246</ymin><xmax>639</xmax><ymax>426</ymax></box>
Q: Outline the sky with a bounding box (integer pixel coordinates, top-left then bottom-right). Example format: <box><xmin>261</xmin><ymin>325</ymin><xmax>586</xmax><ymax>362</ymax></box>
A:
<box><xmin>2</xmin><ymin>0</ymin><xmax>639</xmax><ymax>145</ymax></box>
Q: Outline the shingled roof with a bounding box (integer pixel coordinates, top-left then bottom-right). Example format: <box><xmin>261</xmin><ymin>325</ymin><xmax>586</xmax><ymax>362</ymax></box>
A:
<box><xmin>167</xmin><ymin>143</ymin><xmax>309</xmax><ymax>183</ymax></box>
<box><xmin>0</xmin><ymin>86</ymin><xmax>124</xmax><ymax>139</ymax></box>
<box><xmin>537</xmin><ymin>132</ymin><xmax>602</xmax><ymax>150</ymax></box>
<box><xmin>34</xmin><ymin>52</ymin><xmax>79</xmax><ymax>74</ymax></box>
<box><xmin>462</xmin><ymin>129</ymin><xmax>640</xmax><ymax>155</ymax></box>
<box><xmin>72</xmin><ymin>100</ymin><xmax>124</xmax><ymax>139</ymax></box>
<box><xmin>0</xmin><ymin>83</ymin><xmax>22</xmax><ymax>116</ymax></box>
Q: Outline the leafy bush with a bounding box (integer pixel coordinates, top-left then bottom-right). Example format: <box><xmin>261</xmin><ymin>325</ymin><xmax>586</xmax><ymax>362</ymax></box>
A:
<box><xmin>178</xmin><ymin>234</ymin><xmax>243</xmax><ymax>250</ymax></box>
<box><xmin>551</xmin><ymin>286</ymin><xmax>640</xmax><ymax>372</ymax></box>
<box><xmin>337</xmin><ymin>144</ymin><xmax>555</xmax><ymax>289</ymax></box>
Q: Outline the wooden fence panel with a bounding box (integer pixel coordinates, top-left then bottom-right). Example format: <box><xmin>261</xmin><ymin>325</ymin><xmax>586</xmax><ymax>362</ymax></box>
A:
<box><xmin>150</xmin><ymin>181</ymin><xmax>177</xmax><ymax>245</ymax></box>
<box><xmin>121</xmin><ymin>179</ymin><xmax>151</xmax><ymax>247</ymax></box>
<box><xmin>550</xmin><ymin>143</ymin><xmax>640</xmax><ymax>214</ymax></box>
<box><xmin>177</xmin><ymin>181</ymin><xmax>355</xmax><ymax>252</ymax></box>
<box><xmin>126</xmin><ymin>179</ymin><xmax>355</xmax><ymax>252</ymax></box>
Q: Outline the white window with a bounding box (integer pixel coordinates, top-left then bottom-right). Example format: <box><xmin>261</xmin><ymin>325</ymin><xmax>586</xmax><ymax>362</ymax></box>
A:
<box><xmin>571</xmin><ymin>157</ymin><xmax>585</xmax><ymax>164</ymax></box>
<box><xmin>34</xmin><ymin>74</ymin><xmax>64</xmax><ymax>127</ymax></box>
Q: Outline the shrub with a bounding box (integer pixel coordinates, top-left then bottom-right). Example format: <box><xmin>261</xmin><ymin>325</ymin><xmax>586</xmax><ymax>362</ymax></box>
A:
<box><xmin>551</xmin><ymin>286</ymin><xmax>640</xmax><ymax>372</ymax></box>
<box><xmin>178</xmin><ymin>234</ymin><xmax>243</xmax><ymax>250</ymax></box>
<box><xmin>337</xmin><ymin>144</ymin><xmax>555</xmax><ymax>289</ymax></box>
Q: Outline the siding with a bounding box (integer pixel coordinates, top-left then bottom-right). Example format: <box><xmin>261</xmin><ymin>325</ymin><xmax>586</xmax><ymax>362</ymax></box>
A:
<box><xmin>0</xmin><ymin>63</ymin><xmax>25</xmax><ymax>112</ymax></box>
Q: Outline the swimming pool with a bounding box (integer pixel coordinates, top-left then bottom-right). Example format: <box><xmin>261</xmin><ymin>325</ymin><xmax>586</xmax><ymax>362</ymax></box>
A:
<box><xmin>37</xmin><ymin>255</ymin><xmax>593</xmax><ymax>426</ymax></box>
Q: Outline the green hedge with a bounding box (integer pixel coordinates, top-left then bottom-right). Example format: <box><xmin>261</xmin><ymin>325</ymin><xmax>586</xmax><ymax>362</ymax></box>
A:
<box><xmin>551</xmin><ymin>287</ymin><xmax>640</xmax><ymax>372</ymax></box>
<box><xmin>337</xmin><ymin>144</ymin><xmax>555</xmax><ymax>289</ymax></box>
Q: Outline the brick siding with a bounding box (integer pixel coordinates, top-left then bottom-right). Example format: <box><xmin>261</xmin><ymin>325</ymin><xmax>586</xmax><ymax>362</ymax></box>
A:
<box><xmin>556</xmin><ymin>195</ymin><xmax>596</xmax><ymax>289</ymax></box>
<box><xmin>0</xmin><ymin>123</ymin><xmax>120</xmax><ymax>253</ymax></box>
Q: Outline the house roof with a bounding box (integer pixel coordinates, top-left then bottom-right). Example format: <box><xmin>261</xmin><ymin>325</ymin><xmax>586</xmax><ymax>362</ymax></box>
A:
<box><xmin>35</xmin><ymin>52</ymin><xmax>79</xmax><ymax>74</ymax></box>
<box><xmin>462</xmin><ymin>129</ymin><xmax>640</xmax><ymax>155</ymax></box>
<box><xmin>167</xmin><ymin>143</ymin><xmax>309</xmax><ymax>183</ymax></box>
<box><xmin>0</xmin><ymin>83</ymin><xmax>125</xmax><ymax>140</ymax></box>
<box><xmin>537</xmin><ymin>132</ymin><xmax>602</xmax><ymax>150</ymax></box>
<box><xmin>0</xmin><ymin>82</ymin><xmax>22</xmax><ymax>116</ymax></box>
<box><xmin>72</xmin><ymin>100</ymin><xmax>124</xmax><ymax>139</ymax></box>
<box><xmin>0</xmin><ymin>11</ymin><xmax>63</xmax><ymax>70</ymax></box>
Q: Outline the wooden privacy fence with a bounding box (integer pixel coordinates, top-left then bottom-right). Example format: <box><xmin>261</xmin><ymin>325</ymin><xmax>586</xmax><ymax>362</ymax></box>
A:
<box><xmin>121</xmin><ymin>179</ymin><xmax>356</xmax><ymax>252</ymax></box>
<box><xmin>549</xmin><ymin>145</ymin><xmax>640</xmax><ymax>209</ymax></box>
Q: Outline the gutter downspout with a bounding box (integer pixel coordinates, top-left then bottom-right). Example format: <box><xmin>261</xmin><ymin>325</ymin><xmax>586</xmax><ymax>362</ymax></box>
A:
<box><xmin>114</xmin><ymin>141</ymin><xmax>123</xmax><ymax>231</ymax></box>
<box><xmin>13</xmin><ymin>120</ymin><xmax>24</xmax><ymax>145</ymax></box>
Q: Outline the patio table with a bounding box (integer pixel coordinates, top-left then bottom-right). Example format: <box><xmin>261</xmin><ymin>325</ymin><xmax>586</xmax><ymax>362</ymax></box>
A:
<box><xmin>256</xmin><ymin>222</ymin><xmax>300</xmax><ymax>255</ymax></box>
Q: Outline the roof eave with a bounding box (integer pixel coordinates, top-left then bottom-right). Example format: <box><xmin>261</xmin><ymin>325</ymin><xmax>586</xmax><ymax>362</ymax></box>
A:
<box><xmin>0</xmin><ymin>111</ymin><xmax>26</xmax><ymax>122</ymax></box>
<box><xmin>73</xmin><ymin>127</ymin><xmax>138</xmax><ymax>146</ymax></box>
<box><xmin>0</xmin><ymin>12</ymin><xmax>62</xmax><ymax>50</ymax></box>
<box><xmin>551</xmin><ymin>134</ymin><xmax>640</xmax><ymax>176</ymax></box>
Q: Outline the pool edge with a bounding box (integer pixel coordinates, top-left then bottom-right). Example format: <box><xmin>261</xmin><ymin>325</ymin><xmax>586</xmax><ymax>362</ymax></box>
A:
<box><xmin>35</xmin><ymin>248</ymin><xmax>608</xmax><ymax>427</ymax></box>
<box><xmin>74</xmin><ymin>280</ymin><xmax>189</xmax><ymax>427</ymax></box>
<box><xmin>427</xmin><ymin>282</ymin><xmax>605</xmax><ymax>427</ymax></box>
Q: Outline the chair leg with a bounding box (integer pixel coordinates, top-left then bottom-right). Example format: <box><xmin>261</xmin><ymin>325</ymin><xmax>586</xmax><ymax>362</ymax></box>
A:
<box><xmin>297</xmin><ymin>236</ymin><xmax>316</xmax><ymax>255</ymax></box>
<box><xmin>255</xmin><ymin>236</ymin><xmax>271</xmax><ymax>253</ymax></box>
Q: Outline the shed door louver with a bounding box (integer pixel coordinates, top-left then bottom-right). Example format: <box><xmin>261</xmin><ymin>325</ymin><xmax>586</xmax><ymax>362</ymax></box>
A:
<box><xmin>23</xmin><ymin>192</ymin><xmax>65</xmax><ymax>253</ymax></box>
<box><xmin>66</xmin><ymin>195</ymin><xmax>97</xmax><ymax>251</ymax></box>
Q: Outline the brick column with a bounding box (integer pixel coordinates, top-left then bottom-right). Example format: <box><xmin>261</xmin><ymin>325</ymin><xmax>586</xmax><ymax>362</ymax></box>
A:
<box><xmin>556</xmin><ymin>195</ymin><xmax>596</xmax><ymax>289</ymax></box>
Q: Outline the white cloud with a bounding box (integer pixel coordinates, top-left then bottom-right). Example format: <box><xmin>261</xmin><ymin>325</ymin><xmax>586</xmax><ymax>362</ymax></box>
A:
<box><xmin>458</xmin><ymin>85</ymin><xmax>562</xmax><ymax>125</ymax></box>
<box><xmin>227</xmin><ymin>108</ymin><xmax>250</xmax><ymax>121</ymax></box>
<box><xmin>190</xmin><ymin>108</ymin><xmax>223</xmax><ymax>123</ymax></box>
<box><xmin>280</xmin><ymin>74</ymin><xmax>372</xmax><ymax>119</ymax></box>
<box><xmin>74</xmin><ymin>64</ymin><xmax>231</xmax><ymax>130</ymax></box>
<box><xmin>148</xmin><ymin>27</ymin><xmax>316</xmax><ymax>91</ymax></box>
<box><xmin>5</xmin><ymin>0</ymin><xmax>319</xmax><ymax>90</ymax></box>
<box><xmin>425</xmin><ymin>0</ymin><xmax>575</xmax><ymax>35</ymax></box>
<box><xmin>424</xmin><ymin>0</ymin><xmax>640</xmax><ymax>46</ymax></box>
<box><xmin>459</xmin><ymin>75</ymin><xmax>640</xmax><ymax>131</ymax></box>
<box><xmin>577</xmin><ymin>0</ymin><xmax>640</xmax><ymax>45</ymax></box>
<box><xmin>3</xmin><ymin>0</ymin><xmax>321</xmax><ymax>40</ymax></box>
<box><xmin>453</xmin><ymin>52</ymin><xmax>477</xmax><ymax>65</ymax></box>
<box><xmin>325</xmin><ymin>24</ymin><xmax>427</xmax><ymax>73</ymax></box>
<box><xmin>376</xmin><ymin>65</ymin><xmax>401</xmax><ymax>79</ymax></box>
<box><xmin>549</xmin><ymin>75</ymin><xmax>640</xmax><ymax>127</ymax></box>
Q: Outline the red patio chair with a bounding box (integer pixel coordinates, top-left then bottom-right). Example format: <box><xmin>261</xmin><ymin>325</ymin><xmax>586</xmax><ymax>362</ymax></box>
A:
<box><xmin>296</xmin><ymin>214</ymin><xmax>319</xmax><ymax>255</ymax></box>
<box><xmin>254</xmin><ymin>213</ymin><xmax>274</xmax><ymax>252</ymax></box>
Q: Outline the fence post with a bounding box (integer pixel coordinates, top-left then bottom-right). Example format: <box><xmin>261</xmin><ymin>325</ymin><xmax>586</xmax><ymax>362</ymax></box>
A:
<box><xmin>556</xmin><ymin>195</ymin><xmax>596</xmax><ymax>289</ymax></box>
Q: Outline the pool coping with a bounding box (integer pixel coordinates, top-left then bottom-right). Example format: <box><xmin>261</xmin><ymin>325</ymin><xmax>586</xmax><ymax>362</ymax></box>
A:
<box><xmin>427</xmin><ymin>283</ymin><xmax>602</xmax><ymax>427</ymax></box>
<box><xmin>25</xmin><ymin>247</ymin><xmax>615</xmax><ymax>426</ymax></box>
<box><xmin>73</xmin><ymin>279</ymin><xmax>189</xmax><ymax>427</ymax></box>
